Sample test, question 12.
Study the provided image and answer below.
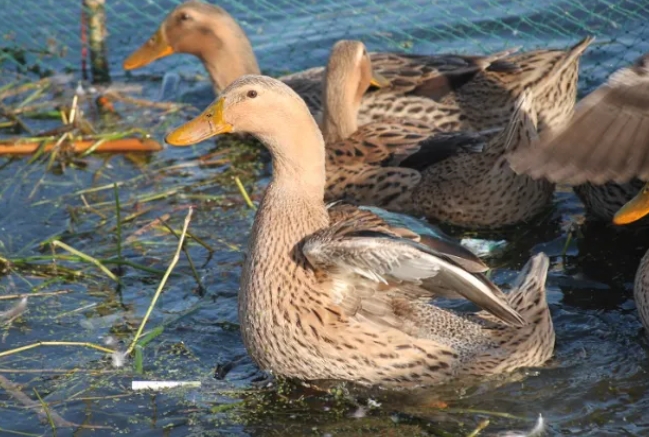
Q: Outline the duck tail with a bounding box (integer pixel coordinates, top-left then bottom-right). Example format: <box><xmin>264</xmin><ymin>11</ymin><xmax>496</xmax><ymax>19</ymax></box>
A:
<box><xmin>468</xmin><ymin>253</ymin><xmax>555</xmax><ymax>374</ymax></box>
<box><xmin>506</xmin><ymin>253</ymin><xmax>551</xmax><ymax>321</ymax></box>
<box><xmin>538</xmin><ymin>36</ymin><xmax>594</xmax><ymax>91</ymax></box>
<box><xmin>501</xmin><ymin>252</ymin><xmax>555</xmax><ymax>364</ymax></box>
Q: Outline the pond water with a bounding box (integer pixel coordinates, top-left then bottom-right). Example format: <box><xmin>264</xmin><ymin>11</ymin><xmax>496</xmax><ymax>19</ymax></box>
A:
<box><xmin>1</xmin><ymin>0</ymin><xmax>649</xmax><ymax>436</ymax></box>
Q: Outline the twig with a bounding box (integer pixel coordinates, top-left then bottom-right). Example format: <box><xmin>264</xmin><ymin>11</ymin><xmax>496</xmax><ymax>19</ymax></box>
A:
<box><xmin>562</xmin><ymin>222</ymin><xmax>576</xmax><ymax>258</ymax></box>
<box><xmin>125</xmin><ymin>207</ymin><xmax>193</xmax><ymax>355</ymax></box>
<box><xmin>68</xmin><ymin>94</ymin><xmax>79</xmax><ymax>125</ymax></box>
<box><xmin>101</xmin><ymin>259</ymin><xmax>171</xmax><ymax>276</ymax></box>
<box><xmin>80</xmin><ymin>194</ymin><xmax>107</xmax><ymax>219</ymax></box>
<box><xmin>444</xmin><ymin>408</ymin><xmax>526</xmax><ymax>420</ymax></box>
<box><xmin>0</xmin><ymin>290</ymin><xmax>70</xmax><ymax>300</ymax></box>
<box><xmin>0</xmin><ymin>78</ymin><xmax>50</xmax><ymax>101</ymax></box>
<box><xmin>0</xmin><ymin>341</ymin><xmax>114</xmax><ymax>359</ymax></box>
<box><xmin>51</xmin><ymin>240</ymin><xmax>120</xmax><ymax>284</ymax></box>
<box><xmin>234</xmin><ymin>176</ymin><xmax>256</xmax><ymax>210</ymax></box>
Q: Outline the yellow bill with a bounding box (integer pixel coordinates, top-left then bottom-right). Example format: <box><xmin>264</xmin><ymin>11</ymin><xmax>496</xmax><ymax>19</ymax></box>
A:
<box><xmin>613</xmin><ymin>181</ymin><xmax>649</xmax><ymax>225</ymax></box>
<box><xmin>166</xmin><ymin>98</ymin><xmax>233</xmax><ymax>146</ymax></box>
<box><xmin>370</xmin><ymin>71</ymin><xmax>390</xmax><ymax>88</ymax></box>
<box><xmin>123</xmin><ymin>28</ymin><xmax>174</xmax><ymax>70</ymax></box>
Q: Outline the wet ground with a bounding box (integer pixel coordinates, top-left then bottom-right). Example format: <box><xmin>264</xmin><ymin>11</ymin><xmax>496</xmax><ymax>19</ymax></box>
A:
<box><xmin>1</xmin><ymin>0</ymin><xmax>649</xmax><ymax>436</ymax></box>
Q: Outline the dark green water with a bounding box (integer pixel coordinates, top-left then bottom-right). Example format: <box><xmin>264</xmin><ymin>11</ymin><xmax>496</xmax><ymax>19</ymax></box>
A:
<box><xmin>1</xmin><ymin>0</ymin><xmax>649</xmax><ymax>435</ymax></box>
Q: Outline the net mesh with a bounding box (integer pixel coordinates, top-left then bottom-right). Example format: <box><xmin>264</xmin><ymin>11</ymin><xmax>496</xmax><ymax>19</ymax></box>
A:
<box><xmin>2</xmin><ymin>0</ymin><xmax>649</xmax><ymax>92</ymax></box>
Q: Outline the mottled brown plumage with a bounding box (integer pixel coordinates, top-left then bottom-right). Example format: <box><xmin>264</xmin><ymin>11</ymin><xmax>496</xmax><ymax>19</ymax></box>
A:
<box><xmin>409</xmin><ymin>37</ymin><xmax>592</xmax><ymax>227</ymax></box>
<box><xmin>165</xmin><ymin>75</ymin><xmax>555</xmax><ymax>387</ymax></box>
<box><xmin>320</xmin><ymin>40</ymin><xmax>594</xmax><ymax>228</ymax></box>
<box><xmin>411</xmin><ymin>91</ymin><xmax>556</xmax><ymax>228</ymax></box>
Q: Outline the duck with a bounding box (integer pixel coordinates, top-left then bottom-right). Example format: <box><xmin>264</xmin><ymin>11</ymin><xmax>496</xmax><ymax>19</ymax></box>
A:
<box><xmin>504</xmin><ymin>50</ymin><xmax>649</xmax><ymax>331</ymax></box>
<box><xmin>507</xmin><ymin>51</ymin><xmax>649</xmax><ymax>224</ymax></box>
<box><xmin>321</xmin><ymin>40</ymin><xmax>554</xmax><ymax>228</ymax></box>
<box><xmin>123</xmin><ymin>0</ymin><xmax>592</xmax><ymax>133</ymax></box>
<box><xmin>164</xmin><ymin>74</ymin><xmax>555</xmax><ymax>387</ymax></box>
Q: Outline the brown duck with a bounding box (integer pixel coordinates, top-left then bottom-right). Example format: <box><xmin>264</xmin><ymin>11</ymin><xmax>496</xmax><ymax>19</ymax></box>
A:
<box><xmin>164</xmin><ymin>75</ymin><xmax>555</xmax><ymax>387</ymax></box>
<box><xmin>321</xmin><ymin>40</ymin><xmax>556</xmax><ymax>228</ymax></box>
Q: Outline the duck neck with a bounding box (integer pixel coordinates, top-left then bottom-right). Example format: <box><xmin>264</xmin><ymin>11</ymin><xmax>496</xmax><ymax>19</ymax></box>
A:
<box><xmin>321</xmin><ymin>78</ymin><xmax>359</xmax><ymax>144</ymax></box>
<box><xmin>200</xmin><ymin>21</ymin><xmax>261</xmax><ymax>93</ymax></box>
<box><xmin>242</xmin><ymin>127</ymin><xmax>329</xmax><ymax>302</ymax></box>
<box><xmin>260</xmin><ymin>129</ymin><xmax>327</xmax><ymax>205</ymax></box>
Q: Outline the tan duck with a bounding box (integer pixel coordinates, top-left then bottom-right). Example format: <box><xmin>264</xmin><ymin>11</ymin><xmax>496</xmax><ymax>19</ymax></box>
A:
<box><xmin>123</xmin><ymin>0</ymin><xmax>592</xmax><ymax>133</ymax></box>
<box><xmin>321</xmin><ymin>40</ymin><xmax>554</xmax><ymax>228</ymax></box>
<box><xmin>164</xmin><ymin>75</ymin><xmax>555</xmax><ymax>387</ymax></box>
<box><xmin>508</xmin><ymin>52</ymin><xmax>649</xmax><ymax>223</ymax></box>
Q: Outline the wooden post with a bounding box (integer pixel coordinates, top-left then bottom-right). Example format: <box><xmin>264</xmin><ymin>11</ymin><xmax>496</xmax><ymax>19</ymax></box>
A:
<box><xmin>82</xmin><ymin>0</ymin><xmax>111</xmax><ymax>83</ymax></box>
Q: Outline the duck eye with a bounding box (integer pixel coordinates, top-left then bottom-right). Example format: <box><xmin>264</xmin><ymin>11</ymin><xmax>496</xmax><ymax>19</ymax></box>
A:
<box><xmin>247</xmin><ymin>90</ymin><xmax>258</xmax><ymax>99</ymax></box>
<box><xmin>179</xmin><ymin>12</ymin><xmax>191</xmax><ymax>21</ymax></box>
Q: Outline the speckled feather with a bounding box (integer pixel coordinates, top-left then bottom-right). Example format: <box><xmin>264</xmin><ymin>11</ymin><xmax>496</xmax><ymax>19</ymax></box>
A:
<box><xmin>410</xmin><ymin>91</ymin><xmax>556</xmax><ymax>228</ymax></box>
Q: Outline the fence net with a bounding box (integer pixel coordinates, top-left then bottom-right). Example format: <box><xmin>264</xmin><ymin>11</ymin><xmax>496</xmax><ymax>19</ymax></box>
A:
<box><xmin>2</xmin><ymin>0</ymin><xmax>649</xmax><ymax>93</ymax></box>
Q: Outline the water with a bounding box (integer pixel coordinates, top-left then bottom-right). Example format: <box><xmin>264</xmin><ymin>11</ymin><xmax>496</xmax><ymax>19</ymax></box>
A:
<box><xmin>1</xmin><ymin>0</ymin><xmax>649</xmax><ymax>435</ymax></box>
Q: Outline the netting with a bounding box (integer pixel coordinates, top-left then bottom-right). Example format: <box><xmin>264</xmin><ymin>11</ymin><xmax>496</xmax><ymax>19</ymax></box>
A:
<box><xmin>2</xmin><ymin>0</ymin><xmax>649</xmax><ymax>92</ymax></box>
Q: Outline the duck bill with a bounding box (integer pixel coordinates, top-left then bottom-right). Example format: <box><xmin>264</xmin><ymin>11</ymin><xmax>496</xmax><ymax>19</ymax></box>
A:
<box><xmin>166</xmin><ymin>98</ymin><xmax>233</xmax><ymax>146</ymax></box>
<box><xmin>613</xmin><ymin>182</ymin><xmax>649</xmax><ymax>225</ymax></box>
<box><xmin>123</xmin><ymin>28</ymin><xmax>174</xmax><ymax>70</ymax></box>
<box><xmin>370</xmin><ymin>71</ymin><xmax>390</xmax><ymax>88</ymax></box>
